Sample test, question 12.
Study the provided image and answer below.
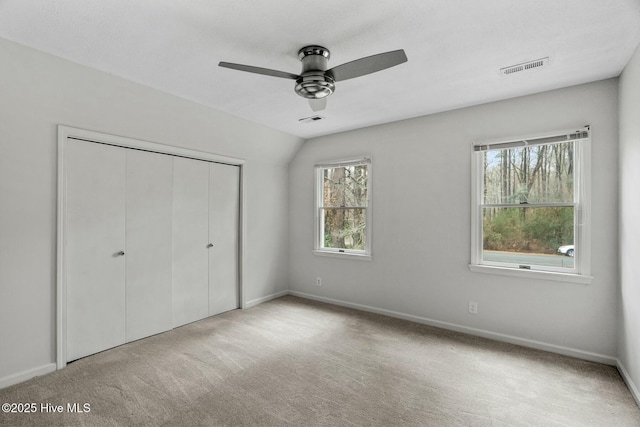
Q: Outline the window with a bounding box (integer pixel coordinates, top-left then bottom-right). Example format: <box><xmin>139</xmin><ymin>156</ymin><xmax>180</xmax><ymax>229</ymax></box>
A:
<box><xmin>470</xmin><ymin>128</ymin><xmax>591</xmax><ymax>282</ymax></box>
<box><xmin>314</xmin><ymin>158</ymin><xmax>371</xmax><ymax>259</ymax></box>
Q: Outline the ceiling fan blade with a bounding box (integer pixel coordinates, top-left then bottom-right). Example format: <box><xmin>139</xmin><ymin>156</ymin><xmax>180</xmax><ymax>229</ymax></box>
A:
<box><xmin>218</xmin><ymin>62</ymin><xmax>299</xmax><ymax>80</ymax></box>
<box><xmin>327</xmin><ymin>49</ymin><xmax>407</xmax><ymax>82</ymax></box>
<box><xmin>309</xmin><ymin>98</ymin><xmax>327</xmax><ymax>112</ymax></box>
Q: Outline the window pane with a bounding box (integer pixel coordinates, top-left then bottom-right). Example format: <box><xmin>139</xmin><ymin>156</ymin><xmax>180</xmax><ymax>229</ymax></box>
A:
<box><xmin>323</xmin><ymin>208</ymin><xmax>366</xmax><ymax>250</ymax></box>
<box><xmin>323</xmin><ymin>165</ymin><xmax>368</xmax><ymax>207</ymax></box>
<box><xmin>483</xmin><ymin>143</ymin><xmax>574</xmax><ymax>204</ymax></box>
<box><xmin>482</xmin><ymin>206</ymin><xmax>574</xmax><ymax>268</ymax></box>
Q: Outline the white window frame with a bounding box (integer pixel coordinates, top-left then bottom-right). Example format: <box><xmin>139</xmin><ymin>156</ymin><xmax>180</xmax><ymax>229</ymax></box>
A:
<box><xmin>469</xmin><ymin>127</ymin><xmax>592</xmax><ymax>284</ymax></box>
<box><xmin>314</xmin><ymin>157</ymin><xmax>372</xmax><ymax>260</ymax></box>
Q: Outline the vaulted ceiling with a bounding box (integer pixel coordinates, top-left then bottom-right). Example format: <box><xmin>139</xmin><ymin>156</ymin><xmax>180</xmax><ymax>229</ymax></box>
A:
<box><xmin>1</xmin><ymin>1</ymin><xmax>639</xmax><ymax>138</ymax></box>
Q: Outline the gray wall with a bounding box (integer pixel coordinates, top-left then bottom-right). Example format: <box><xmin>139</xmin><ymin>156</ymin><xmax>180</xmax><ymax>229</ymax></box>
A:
<box><xmin>289</xmin><ymin>79</ymin><xmax>619</xmax><ymax>360</ymax></box>
<box><xmin>619</xmin><ymin>42</ymin><xmax>640</xmax><ymax>399</ymax></box>
<box><xmin>0</xmin><ymin>38</ymin><xmax>303</xmax><ymax>384</ymax></box>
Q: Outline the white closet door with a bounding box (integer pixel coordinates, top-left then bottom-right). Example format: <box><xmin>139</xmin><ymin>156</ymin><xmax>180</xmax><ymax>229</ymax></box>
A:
<box><xmin>125</xmin><ymin>150</ymin><xmax>173</xmax><ymax>342</ymax></box>
<box><xmin>208</xmin><ymin>163</ymin><xmax>240</xmax><ymax>315</ymax></box>
<box><xmin>65</xmin><ymin>140</ymin><xmax>126</xmax><ymax>361</ymax></box>
<box><xmin>172</xmin><ymin>157</ymin><xmax>209</xmax><ymax>327</ymax></box>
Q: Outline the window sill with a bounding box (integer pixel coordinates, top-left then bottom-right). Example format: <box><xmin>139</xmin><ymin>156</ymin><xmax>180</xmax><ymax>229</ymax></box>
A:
<box><xmin>468</xmin><ymin>264</ymin><xmax>593</xmax><ymax>284</ymax></box>
<box><xmin>313</xmin><ymin>250</ymin><xmax>372</xmax><ymax>261</ymax></box>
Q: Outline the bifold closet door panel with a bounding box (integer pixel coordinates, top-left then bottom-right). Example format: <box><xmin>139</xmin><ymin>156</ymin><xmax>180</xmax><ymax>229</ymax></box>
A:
<box><xmin>65</xmin><ymin>140</ymin><xmax>126</xmax><ymax>361</ymax></box>
<box><xmin>208</xmin><ymin>163</ymin><xmax>240</xmax><ymax>315</ymax></box>
<box><xmin>172</xmin><ymin>157</ymin><xmax>210</xmax><ymax>327</ymax></box>
<box><xmin>125</xmin><ymin>150</ymin><xmax>173</xmax><ymax>342</ymax></box>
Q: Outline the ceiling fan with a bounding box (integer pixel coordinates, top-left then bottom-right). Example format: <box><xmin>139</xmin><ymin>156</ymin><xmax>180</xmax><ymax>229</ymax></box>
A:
<box><xmin>219</xmin><ymin>46</ymin><xmax>408</xmax><ymax>112</ymax></box>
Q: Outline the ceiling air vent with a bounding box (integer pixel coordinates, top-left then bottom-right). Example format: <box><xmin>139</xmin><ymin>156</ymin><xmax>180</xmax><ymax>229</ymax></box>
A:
<box><xmin>500</xmin><ymin>57</ymin><xmax>549</xmax><ymax>76</ymax></box>
<box><xmin>298</xmin><ymin>115</ymin><xmax>325</xmax><ymax>123</ymax></box>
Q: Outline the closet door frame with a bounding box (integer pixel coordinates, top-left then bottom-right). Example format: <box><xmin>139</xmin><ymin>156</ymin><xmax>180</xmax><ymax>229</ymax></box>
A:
<box><xmin>56</xmin><ymin>125</ymin><xmax>245</xmax><ymax>369</ymax></box>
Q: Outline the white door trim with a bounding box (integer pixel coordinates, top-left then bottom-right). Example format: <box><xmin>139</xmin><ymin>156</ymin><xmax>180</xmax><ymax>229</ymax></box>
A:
<box><xmin>57</xmin><ymin>125</ymin><xmax>245</xmax><ymax>369</ymax></box>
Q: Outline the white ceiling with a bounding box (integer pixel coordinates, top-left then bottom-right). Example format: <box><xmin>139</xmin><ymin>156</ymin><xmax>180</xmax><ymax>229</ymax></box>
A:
<box><xmin>1</xmin><ymin>1</ymin><xmax>640</xmax><ymax>139</ymax></box>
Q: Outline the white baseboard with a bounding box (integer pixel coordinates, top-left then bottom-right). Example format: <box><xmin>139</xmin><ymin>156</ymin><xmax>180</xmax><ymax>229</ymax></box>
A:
<box><xmin>0</xmin><ymin>363</ymin><xmax>56</xmax><ymax>389</ymax></box>
<box><xmin>289</xmin><ymin>291</ymin><xmax>617</xmax><ymax>366</ymax></box>
<box><xmin>244</xmin><ymin>290</ymin><xmax>289</xmax><ymax>309</ymax></box>
<box><xmin>617</xmin><ymin>359</ymin><xmax>640</xmax><ymax>408</ymax></box>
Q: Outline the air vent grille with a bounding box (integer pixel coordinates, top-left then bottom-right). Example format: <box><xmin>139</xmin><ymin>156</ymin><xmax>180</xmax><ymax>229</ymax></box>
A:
<box><xmin>299</xmin><ymin>115</ymin><xmax>325</xmax><ymax>123</ymax></box>
<box><xmin>500</xmin><ymin>57</ymin><xmax>548</xmax><ymax>76</ymax></box>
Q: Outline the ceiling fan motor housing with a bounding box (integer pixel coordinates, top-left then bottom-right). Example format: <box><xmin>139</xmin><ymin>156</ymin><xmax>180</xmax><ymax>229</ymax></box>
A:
<box><xmin>295</xmin><ymin>73</ymin><xmax>335</xmax><ymax>99</ymax></box>
<box><xmin>295</xmin><ymin>45</ymin><xmax>335</xmax><ymax>99</ymax></box>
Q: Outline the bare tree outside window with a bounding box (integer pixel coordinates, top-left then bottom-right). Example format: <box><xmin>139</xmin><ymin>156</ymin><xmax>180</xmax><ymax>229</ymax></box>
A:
<box><xmin>316</xmin><ymin>160</ymin><xmax>370</xmax><ymax>255</ymax></box>
<box><xmin>481</xmin><ymin>141</ymin><xmax>576</xmax><ymax>269</ymax></box>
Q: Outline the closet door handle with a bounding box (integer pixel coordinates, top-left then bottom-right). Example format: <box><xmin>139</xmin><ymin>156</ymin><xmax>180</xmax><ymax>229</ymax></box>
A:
<box><xmin>207</xmin><ymin>243</ymin><xmax>214</xmax><ymax>248</ymax></box>
<box><xmin>117</xmin><ymin>251</ymin><xmax>125</xmax><ymax>256</ymax></box>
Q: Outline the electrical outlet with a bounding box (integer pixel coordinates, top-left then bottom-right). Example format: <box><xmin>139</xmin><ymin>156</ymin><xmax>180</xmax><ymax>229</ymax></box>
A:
<box><xmin>316</xmin><ymin>277</ymin><xmax>322</xmax><ymax>286</ymax></box>
<box><xmin>468</xmin><ymin>301</ymin><xmax>478</xmax><ymax>314</ymax></box>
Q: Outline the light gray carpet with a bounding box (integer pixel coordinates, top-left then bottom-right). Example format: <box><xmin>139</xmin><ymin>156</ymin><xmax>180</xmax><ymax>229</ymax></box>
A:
<box><xmin>1</xmin><ymin>295</ymin><xmax>638</xmax><ymax>426</ymax></box>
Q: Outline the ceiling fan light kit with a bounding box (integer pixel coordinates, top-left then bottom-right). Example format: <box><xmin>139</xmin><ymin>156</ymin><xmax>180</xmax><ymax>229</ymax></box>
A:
<box><xmin>295</xmin><ymin>74</ymin><xmax>335</xmax><ymax>99</ymax></box>
<box><xmin>219</xmin><ymin>45</ymin><xmax>407</xmax><ymax>112</ymax></box>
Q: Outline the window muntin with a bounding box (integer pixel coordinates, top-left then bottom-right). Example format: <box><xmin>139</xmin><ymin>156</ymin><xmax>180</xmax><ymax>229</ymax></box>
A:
<box><xmin>472</xmin><ymin>129</ymin><xmax>590</xmax><ymax>275</ymax></box>
<box><xmin>315</xmin><ymin>158</ymin><xmax>371</xmax><ymax>256</ymax></box>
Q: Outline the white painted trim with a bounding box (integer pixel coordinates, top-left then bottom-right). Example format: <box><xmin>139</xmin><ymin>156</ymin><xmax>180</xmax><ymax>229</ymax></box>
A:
<box><xmin>617</xmin><ymin>359</ymin><xmax>640</xmax><ymax>409</ymax></box>
<box><xmin>312</xmin><ymin>250</ymin><xmax>372</xmax><ymax>261</ymax></box>
<box><xmin>238</xmin><ymin>165</ymin><xmax>246</xmax><ymax>309</ymax></box>
<box><xmin>0</xmin><ymin>363</ymin><xmax>56</xmax><ymax>389</ymax></box>
<box><xmin>288</xmin><ymin>290</ymin><xmax>617</xmax><ymax>365</ymax></box>
<box><xmin>58</xmin><ymin>125</ymin><xmax>245</xmax><ymax>165</ymax></box>
<box><xmin>470</xmin><ymin>149</ymin><xmax>483</xmax><ymax>266</ymax></box>
<box><xmin>57</xmin><ymin>125</ymin><xmax>246</xmax><ymax>369</ymax></box>
<box><xmin>468</xmin><ymin>264</ymin><xmax>593</xmax><ymax>284</ymax></box>
<box><xmin>56</xmin><ymin>126</ymin><xmax>67</xmax><ymax>370</ymax></box>
<box><xmin>244</xmin><ymin>290</ymin><xmax>289</xmax><ymax>309</ymax></box>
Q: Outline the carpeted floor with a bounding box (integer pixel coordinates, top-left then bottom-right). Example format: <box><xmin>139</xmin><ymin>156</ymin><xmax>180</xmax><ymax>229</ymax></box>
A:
<box><xmin>1</xmin><ymin>295</ymin><xmax>639</xmax><ymax>426</ymax></box>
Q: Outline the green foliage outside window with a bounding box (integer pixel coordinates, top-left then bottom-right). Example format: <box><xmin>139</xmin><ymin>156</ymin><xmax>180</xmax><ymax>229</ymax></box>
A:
<box><xmin>483</xmin><ymin>206</ymin><xmax>573</xmax><ymax>254</ymax></box>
